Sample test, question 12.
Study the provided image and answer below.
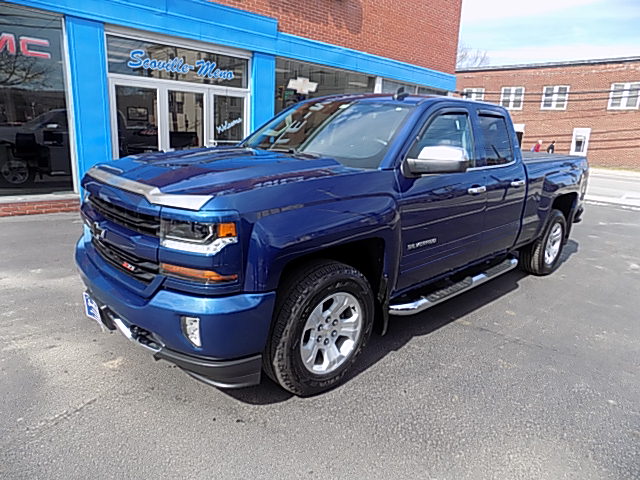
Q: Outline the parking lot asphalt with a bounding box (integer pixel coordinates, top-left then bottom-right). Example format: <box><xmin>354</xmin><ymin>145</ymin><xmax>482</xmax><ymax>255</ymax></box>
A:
<box><xmin>1</xmin><ymin>204</ymin><xmax>639</xmax><ymax>480</ymax></box>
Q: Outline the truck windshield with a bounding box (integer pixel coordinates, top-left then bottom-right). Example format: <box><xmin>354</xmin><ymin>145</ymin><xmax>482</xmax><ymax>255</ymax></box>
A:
<box><xmin>241</xmin><ymin>99</ymin><xmax>415</xmax><ymax>169</ymax></box>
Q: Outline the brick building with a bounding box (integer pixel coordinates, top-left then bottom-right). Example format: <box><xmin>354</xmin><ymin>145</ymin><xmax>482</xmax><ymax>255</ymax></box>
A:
<box><xmin>457</xmin><ymin>57</ymin><xmax>640</xmax><ymax>170</ymax></box>
<box><xmin>1</xmin><ymin>0</ymin><xmax>462</xmax><ymax>215</ymax></box>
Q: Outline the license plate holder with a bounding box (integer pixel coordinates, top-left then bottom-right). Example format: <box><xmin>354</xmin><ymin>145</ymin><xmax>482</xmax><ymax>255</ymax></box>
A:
<box><xmin>83</xmin><ymin>292</ymin><xmax>104</xmax><ymax>330</ymax></box>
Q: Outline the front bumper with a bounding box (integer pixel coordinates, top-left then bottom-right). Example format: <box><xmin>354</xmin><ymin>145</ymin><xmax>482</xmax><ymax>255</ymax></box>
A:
<box><xmin>97</xmin><ymin>304</ymin><xmax>262</xmax><ymax>388</ymax></box>
<box><xmin>76</xmin><ymin>237</ymin><xmax>276</xmax><ymax>388</ymax></box>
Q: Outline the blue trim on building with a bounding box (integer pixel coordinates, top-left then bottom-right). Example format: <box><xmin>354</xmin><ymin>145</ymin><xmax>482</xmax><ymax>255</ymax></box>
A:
<box><xmin>250</xmin><ymin>53</ymin><xmax>276</xmax><ymax>131</ymax></box>
<box><xmin>64</xmin><ymin>16</ymin><xmax>112</xmax><ymax>183</ymax></box>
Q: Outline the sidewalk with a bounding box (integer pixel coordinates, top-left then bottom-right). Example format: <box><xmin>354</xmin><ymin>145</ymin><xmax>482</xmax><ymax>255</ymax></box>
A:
<box><xmin>586</xmin><ymin>168</ymin><xmax>640</xmax><ymax>208</ymax></box>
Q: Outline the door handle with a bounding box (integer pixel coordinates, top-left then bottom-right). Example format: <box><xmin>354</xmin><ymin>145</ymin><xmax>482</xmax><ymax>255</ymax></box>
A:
<box><xmin>467</xmin><ymin>186</ymin><xmax>487</xmax><ymax>194</ymax></box>
<box><xmin>510</xmin><ymin>179</ymin><xmax>526</xmax><ymax>188</ymax></box>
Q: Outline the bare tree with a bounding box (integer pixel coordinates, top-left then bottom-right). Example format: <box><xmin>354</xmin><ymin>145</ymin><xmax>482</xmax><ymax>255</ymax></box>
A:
<box><xmin>0</xmin><ymin>54</ymin><xmax>51</xmax><ymax>87</ymax></box>
<box><xmin>456</xmin><ymin>44</ymin><xmax>490</xmax><ymax>69</ymax></box>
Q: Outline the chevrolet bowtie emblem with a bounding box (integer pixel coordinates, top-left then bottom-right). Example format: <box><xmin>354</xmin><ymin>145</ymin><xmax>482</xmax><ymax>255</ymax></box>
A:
<box><xmin>93</xmin><ymin>222</ymin><xmax>107</xmax><ymax>240</ymax></box>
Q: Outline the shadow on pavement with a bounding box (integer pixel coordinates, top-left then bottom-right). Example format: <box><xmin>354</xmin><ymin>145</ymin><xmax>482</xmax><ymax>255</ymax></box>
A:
<box><xmin>222</xmin><ymin>242</ymin><xmax>580</xmax><ymax>405</ymax></box>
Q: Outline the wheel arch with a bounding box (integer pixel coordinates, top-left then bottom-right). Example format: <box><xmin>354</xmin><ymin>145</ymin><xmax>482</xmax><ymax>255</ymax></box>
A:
<box><xmin>551</xmin><ymin>192</ymin><xmax>578</xmax><ymax>239</ymax></box>
<box><xmin>276</xmin><ymin>237</ymin><xmax>391</xmax><ymax>336</ymax></box>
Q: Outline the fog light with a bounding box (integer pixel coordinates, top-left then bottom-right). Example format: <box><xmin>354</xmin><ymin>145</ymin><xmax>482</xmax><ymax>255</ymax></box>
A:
<box><xmin>181</xmin><ymin>316</ymin><xmax>201</xmax><ymax>347</ymax></box>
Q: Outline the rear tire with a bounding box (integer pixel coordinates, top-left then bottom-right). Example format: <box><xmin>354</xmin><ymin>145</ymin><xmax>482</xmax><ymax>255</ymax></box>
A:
<box><xmin>264</xmin><ymin>260</ymin><xmax>374</xmax><ymax>396</ymax></box>
<box><xmin>520</xmin><ymin>209</ymin><xmax>567</xmax><ymax>276</ymax></box>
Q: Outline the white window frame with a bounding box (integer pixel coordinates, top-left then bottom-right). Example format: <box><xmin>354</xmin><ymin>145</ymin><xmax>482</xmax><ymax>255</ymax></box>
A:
<box><xmin>570</xmin><ymin>127</ymin><xmax>591</xmax><ymax>156</ymax></box>
<box><xmin>463</xmin><ymin>87</ymin><xmax>485</xmax><ymax>101</ymax></box>
<box><xmin>540</xmin><ymin>85</ymin><xmax>570</xmax><ymax>110</ymax></box>
<box><xmin>608</xmin><ymin>82</ymin><xmax>640</xmax><ymax>110</ymax></box>
<box><xmin>500</xmin><ymin>86</ymin><xmax>524</xmax><ymax>110</ymax></box>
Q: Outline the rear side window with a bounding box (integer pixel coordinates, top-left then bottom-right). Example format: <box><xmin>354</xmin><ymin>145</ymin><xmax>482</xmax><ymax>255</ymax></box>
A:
<box><xmin>478</xmin><ymin>114</ymin><xmax>513</xmax><ymax>166</ymax></box>
<box><xmin>408</xmin><ymin>112</ymin><xmax>475</xmax><ymax>167</ymax></box>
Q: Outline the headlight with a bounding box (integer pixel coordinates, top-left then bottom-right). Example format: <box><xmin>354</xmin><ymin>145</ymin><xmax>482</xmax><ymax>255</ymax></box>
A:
<box><xmin>160</xmin><ymin>219</ymin><xmax>237</xmax><ymax>255</ymax></box>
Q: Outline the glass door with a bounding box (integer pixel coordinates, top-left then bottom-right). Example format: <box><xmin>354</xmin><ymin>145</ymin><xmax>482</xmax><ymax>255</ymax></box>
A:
<box><xmin>114</xmin><ymin>85</ymin><xmax>159</xmax><ymax>157</ymax></box>
<box><xmin>168</xmin><ymin>90</ymin><xmax>204</xmax><ymax>150</ymax></box>
<box><xmin>209</xmin><ymin>92</ymin><xmax>247</xmax><ymax>146</ymax></box>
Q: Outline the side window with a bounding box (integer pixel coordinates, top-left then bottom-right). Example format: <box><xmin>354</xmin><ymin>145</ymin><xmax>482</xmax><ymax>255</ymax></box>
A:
<box><xmin>408</xmin><ymin>112</ymin><xmax>475</xmax><ymax>167</ymax></box>
<box><xmin>477</xmin><ymin>114</ymin><xmax>513</xmax><ymax>166</ymax></box>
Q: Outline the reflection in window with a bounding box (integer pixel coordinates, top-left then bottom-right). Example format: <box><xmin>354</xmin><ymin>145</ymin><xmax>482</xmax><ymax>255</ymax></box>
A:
<box><xmin>409</xmin><ymin>113</ymin><xmax>474</xmax><ymax>167</ymax></box>
<box><xmin>115</xmin><ymin>86</ymin><xmax>158</xmax><ymax>157</ymax></box>
<box><xmin>478</xmin><ymin>115</ymin><xmax>513</xmax><ymax>165</ymax></box>
<box><xmin>382</xmin><ymin>79</ymin><xmax>447</xmax><ymax>96</ymax></box>
<box><xmin>169</xmin><ymin>91</ymin><xmax>203</xmax><ymax>150</ymax></box>
<box><xmin>0</xmin><ymin>3</ymin><xmax>72</xmax><ymax>195</ymax></box>
<box><xmin>275</xmin><ymin>58</ymin><xmax>375</xmax><ymax>113</ymax></box>
<box><xmin>243</xmin><ymin>99</ymin><xmax>414</xmax><ymax>169</ymax></box>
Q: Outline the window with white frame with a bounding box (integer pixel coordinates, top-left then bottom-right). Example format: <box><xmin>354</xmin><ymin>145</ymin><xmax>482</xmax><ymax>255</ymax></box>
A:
<box><xmin>541</xmin><ymin>85</ymin><xmax>569</xmax><ymax>110</ymax></box>
<box><xmin>463</xmin><ymin>88</ymin><xmax>485</xmax><ymax>101</ymax></box>
<box><xmin>500</xmin><ymin>87</ymin><xmax>524</xmax><ymax>110</ymax></box>
<box><xmin>608</xmin><ymin>82</ymin><xmax>640</xmax><ymax>109</ymax></box>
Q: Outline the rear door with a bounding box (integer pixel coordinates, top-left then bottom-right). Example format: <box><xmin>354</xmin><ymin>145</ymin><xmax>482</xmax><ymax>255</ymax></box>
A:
<box><xmin>396</xmin><ymin>107</ymin><xmax>487</xmax><ymax>292</ymax></box>
<box><xmin>474</xmin><ymin>111</ymin><xmax>527</xmax><ymax>258</ymax></box>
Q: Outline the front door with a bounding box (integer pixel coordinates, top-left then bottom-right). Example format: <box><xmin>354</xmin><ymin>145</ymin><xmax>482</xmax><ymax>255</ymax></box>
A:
<box><xmin>396</xmin><ymin>108</ymin><xmax>487</xmax><ymax>293</ymax></box>
<box><xmin>208</xmin><ymin>91</ymin><xmax>247</xmax><ymax>147</ymax></box>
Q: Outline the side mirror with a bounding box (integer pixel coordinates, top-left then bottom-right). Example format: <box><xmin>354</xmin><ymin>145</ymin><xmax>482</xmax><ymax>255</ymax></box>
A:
<box><xmin>406</xmin><ymin>146</ymin><xmax>469</xmax><ymax>175</ymax></box>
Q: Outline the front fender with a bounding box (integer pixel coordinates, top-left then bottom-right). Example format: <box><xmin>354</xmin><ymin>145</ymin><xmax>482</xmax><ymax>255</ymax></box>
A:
<box><xmin>243</xmin><ymin>195</ymin><xmax>401</xmax><ymax>292</ymax></box>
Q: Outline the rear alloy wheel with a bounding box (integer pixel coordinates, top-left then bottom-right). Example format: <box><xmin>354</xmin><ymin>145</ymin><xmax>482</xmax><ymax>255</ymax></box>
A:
<box><xmin>264</xmin><ymin>260</ymin><xmax>374</xmax><ymax>396</ymax></box>
<box><xmin>520</xmin><ymin>209</ymin><xmax>567</xmax><ymax>275</ymax></box>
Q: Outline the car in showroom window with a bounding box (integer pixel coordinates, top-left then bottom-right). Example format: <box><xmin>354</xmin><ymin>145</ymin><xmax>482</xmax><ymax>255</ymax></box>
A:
<box><xmin>0</xmin><ymin>3</ymin><xmax>73</xmax><ymax>195</ymax></box>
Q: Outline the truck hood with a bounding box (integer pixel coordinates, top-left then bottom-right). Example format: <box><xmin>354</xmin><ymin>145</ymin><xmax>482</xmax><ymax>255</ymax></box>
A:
<box><xmin>102</xmin><ymin>147</ymin><xmax>351</xmax><ymax>198</ymax></box>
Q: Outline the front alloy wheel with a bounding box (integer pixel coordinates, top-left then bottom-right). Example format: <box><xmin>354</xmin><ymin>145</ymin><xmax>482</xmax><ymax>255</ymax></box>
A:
<box><xmin>299</xmin><ymin>292</ymin><xmax>363</xmax><ymax>375</ymax></box>
<box><xmin>264</xmin><ymin>260</ymin><xmax>374</xmax><ymax>396</ymax></box>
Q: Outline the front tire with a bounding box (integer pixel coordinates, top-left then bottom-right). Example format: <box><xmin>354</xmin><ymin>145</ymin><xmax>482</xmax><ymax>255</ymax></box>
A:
<box><xmin>520</xmin><ymin>209</ymin><xmax>567</xmax><ymax>275</ymax></box>
<box><xmin>264</xmin><ymin>260</ymin><xmax>374</xmax><ymax>396</ymax></box>
<box><xmin>0</xmin><ymin>158</ymin><xmax>35</xmax><ymax>186</ymax></box>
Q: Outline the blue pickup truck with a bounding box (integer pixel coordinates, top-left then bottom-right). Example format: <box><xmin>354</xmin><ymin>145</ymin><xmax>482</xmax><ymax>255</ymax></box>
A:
<box><xmin>76</xmin><ymin>93</ymin><xmax>588</xmax><ymax>395</ymax></box>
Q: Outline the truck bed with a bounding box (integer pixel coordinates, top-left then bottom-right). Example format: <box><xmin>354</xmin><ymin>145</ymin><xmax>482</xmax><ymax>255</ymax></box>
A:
<box><xmin>521</xmin><ymin>151</ymin><xmax>582</xmax><ymax>163</ymax></box>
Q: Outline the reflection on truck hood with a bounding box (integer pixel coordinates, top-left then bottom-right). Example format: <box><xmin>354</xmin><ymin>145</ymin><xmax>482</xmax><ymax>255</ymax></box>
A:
<box><xmin>108</xmin><ymin>147</ymin><xmax>351</xmax><ymax>197</ymax></box>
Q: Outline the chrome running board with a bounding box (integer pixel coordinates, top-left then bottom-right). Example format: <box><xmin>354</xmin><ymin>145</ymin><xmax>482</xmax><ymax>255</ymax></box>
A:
<box><xmin>389</xmin><ymin>257</ymin><xmax>518</xmax><ymax>316</ymax></box>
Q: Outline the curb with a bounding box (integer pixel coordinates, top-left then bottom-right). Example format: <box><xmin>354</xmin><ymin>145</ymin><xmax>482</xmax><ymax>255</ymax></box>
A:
<box><xmin>589</xmin><ymin>168</ymin><xmax>640</xmax><ymax>179</ymax></box>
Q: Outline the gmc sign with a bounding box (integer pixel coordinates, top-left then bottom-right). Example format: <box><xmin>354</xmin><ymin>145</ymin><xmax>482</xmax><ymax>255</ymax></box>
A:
<box><xmin>0</xmin><ymin>33</ymin><xmax>51</xmax><ymax>59</ymax></box>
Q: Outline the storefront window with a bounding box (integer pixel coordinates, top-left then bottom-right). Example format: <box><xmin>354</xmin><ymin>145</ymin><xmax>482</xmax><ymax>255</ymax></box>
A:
<box><xmin>108</xmin><ymin>33</ymin><xmax>249</xmax><ymax>156</ymax></box>
<box><xmin>381</xmin><ymin>78</ymin><xmax>446</xmax><ymax>96</ymax></box>
<box><xmin>107</xmin><ymin>35</ymin><xmax>248</xmax><ymax>89</ymax></box>
<box><xmin>275</xmin><ymin>58</ymin><xmax>375</xmax><ymax>113</ymax></box>
<box><xmin>0</xmin><ymin>3</ymin><xmax>72</xmax><ymax>195</ymax></box>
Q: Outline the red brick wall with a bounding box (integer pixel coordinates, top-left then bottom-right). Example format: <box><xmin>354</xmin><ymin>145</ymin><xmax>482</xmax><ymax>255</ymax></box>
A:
<box><xmin>457</xmin><ymin>60</ymin><xmax>640</xmax><ymax>170</ymax></box>
<box><xmin>0</xmin><ymin>199</ymin><xmax>79</xmax><ymax>217</ymax></box>
<box><xmin>212</xmin><ymin>0</ymin><xmax>462</xmax><ymax>73</ymax></box>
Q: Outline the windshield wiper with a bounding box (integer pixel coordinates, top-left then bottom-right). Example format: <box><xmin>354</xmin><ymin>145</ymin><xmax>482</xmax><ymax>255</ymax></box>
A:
<box><xmin>267</xmin><ymin>148</ymin><xmax>319</xmax><ymax>159</ymax></box>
